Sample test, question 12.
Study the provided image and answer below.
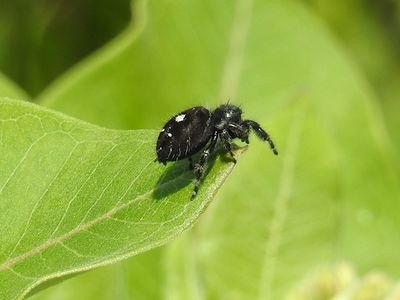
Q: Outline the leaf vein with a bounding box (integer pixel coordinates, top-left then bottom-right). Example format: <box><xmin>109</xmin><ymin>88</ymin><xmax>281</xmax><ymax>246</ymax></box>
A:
<box><xmin>78</xmin><ymin>142</ymin><xmax>145</xmax><ymax>225</ymax></box>
<box><xmin>0</xmin><ymin>167</ymin><xmax>193</xmax><ymax>272</ymax></box>
<box><xmin>58</xmin><ymin>242</ymin><xmax>98</xmax><ymax>259</ymax></box>
<box><xmin>49</xmin><ymin>142</ymin><xmax>118</xmax><ymax>238</ymax></box>
<box><xmin>6</xmin><ymin>142</ymin><xmax>80</xmax><ymax>260</ymax></box>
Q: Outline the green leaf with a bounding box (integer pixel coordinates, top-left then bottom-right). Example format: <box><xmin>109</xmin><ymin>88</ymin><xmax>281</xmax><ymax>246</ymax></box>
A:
<box><xmin>0</xmin><ymin>72</ymin><xmax>28</xmax><ymax>99</ymax></box>
<box><xmin>34</xmin><ymin>0</ymin><xmax>400</xmax><ymax>299</ymax></box>
<box><xmin>0</xmin><ymin>97</ymin><xmax>240</xmax><ymax>299</ymax></box>
<box><xmin>303</xmin><ymin>0</ymin><xmax>400</xmax><ymax>156</ymax></box>
<box><xmin>37</xmin><ymin>0</ymin><xmax>233</xmax><ymax>129</ymax></box>
<box><xmin>30</xmin><ymin>248</ymin><xmax>165</xmax><ymax>300</ymax></box>
<box><xmin>0</xmin><ymin>0</ymin><xmax>131</xmax><ymax>96</ymax></box>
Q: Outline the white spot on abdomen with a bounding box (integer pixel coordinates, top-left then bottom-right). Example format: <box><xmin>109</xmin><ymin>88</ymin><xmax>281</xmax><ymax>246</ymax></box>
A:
<box><xmin>167</xmin><ymin>133</ymin><xmax>172</xmax><ymax>137</ymax></box>
<box><xmin>175</xmin><ymin>114</ymin><xmax>186</xmax><ymax>122</ymax></box>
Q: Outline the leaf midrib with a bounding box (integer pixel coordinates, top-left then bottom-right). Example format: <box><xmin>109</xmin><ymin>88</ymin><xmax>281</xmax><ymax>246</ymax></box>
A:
<box><xmin>0</xmin><ymin>167</ymin><xmax>193</xmax><ymax>272</ymax></box>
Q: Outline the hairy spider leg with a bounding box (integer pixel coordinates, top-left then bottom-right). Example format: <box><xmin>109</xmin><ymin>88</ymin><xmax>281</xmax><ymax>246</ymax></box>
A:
<box><xmin>191</xmin><ymin>131</ymin><xmax>219</xmax><ymax>199</ymax></box>
<box><xmin>220</xmin><ymin>129</ymin><xmax>237</xmax><ymax>163</ymax></box>
<box><xmin>228</xmin><ymin>123</ymin><xmax>250</xmax><ymax>144</ymax></box>
<box><xmin>242</xmin><ymin>120</ymin><xmax>278</xmax><ymax>155</ymax></box>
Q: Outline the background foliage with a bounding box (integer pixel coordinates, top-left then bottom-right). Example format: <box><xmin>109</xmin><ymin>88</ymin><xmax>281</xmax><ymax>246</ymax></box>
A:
<box><xmin>0</xmin><ymin>0</ymin><xmax>399</xmax><ymax>299</ymax></box>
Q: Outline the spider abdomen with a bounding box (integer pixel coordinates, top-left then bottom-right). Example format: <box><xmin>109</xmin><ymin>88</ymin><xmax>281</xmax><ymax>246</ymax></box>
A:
<box><xmin>156</xmin><ymin>106</ymin><xmax>213</xmax><ymax>163</ymax></box>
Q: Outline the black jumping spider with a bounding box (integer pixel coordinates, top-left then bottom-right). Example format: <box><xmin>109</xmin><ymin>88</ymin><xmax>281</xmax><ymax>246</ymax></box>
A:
<box><xmin>156</xmin><ymin>104</ymin><xmax>278</xmax><ymax>199</ymax></box>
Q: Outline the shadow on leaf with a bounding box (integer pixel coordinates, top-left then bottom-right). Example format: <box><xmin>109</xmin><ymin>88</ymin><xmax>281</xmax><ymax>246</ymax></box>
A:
<box><xmin>152</xmin><ymin>147</ymin><xmax>231</xmax><ymax>200</ymax></box>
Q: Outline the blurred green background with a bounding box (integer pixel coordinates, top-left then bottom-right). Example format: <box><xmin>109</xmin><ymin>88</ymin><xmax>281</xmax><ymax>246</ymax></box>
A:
<box><xmin>1</xmin><ymin>0</ymin><xmax>400</xmax><ymax>299</ymax></box>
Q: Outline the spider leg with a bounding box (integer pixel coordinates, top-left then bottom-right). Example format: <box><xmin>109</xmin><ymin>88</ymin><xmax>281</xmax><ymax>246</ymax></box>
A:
<box><xmin>242</xmin><ymin>120</ymin><xmax>278</xmax><ymax>155</ymax></box>
<box><xmin>191</xmin><ymin>131</ymin><xmax>218</xmax><ymax>199</ymax></box>
<box><xmin>228</xmin><ymin>123</ymin><xmax>249</xmax><ymax>144</ymax></box>
<box><xmin>220</xmin><ymin>129</ymin><xmax>237</xmax><ymax>163</ymax></box>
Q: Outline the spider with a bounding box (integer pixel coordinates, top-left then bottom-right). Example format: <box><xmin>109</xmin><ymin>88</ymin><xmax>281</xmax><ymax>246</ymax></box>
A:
<box><xmin>156</xmin><ymin>104</ymin><xmax>278</xmax><ymax>199</ymax></box>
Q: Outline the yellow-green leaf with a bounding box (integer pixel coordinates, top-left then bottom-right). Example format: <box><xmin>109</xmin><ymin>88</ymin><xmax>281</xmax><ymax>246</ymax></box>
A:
<box><xmin>0</xmin><ymin>97</ymin><xmax>240</xmax><ymax>299</ymax></box>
